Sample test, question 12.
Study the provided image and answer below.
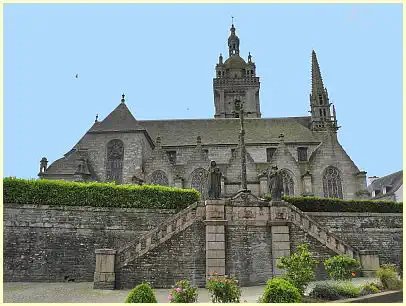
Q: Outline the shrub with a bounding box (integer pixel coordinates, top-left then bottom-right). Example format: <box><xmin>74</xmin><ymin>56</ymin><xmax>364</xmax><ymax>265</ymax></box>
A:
<box><xmin>324</xmin><ymin>255</ymin><xmax>361</xmax><ymax>281</ymax></box>
<box><xmin>263</xmin><ymin>194</ymin><xmax>402</xmax><ymax>213</ymax></box>
<box><xmin>4</xmin><ymin>177</ymin><xmax>199</xmax><ymax>210</ymax></box>
<box><xmin>376</xmin><ymin>264</ymin><xmax>402</xmax><ymax>290</ymax></box>
<box><xmin>277</xmin><ymin>243</ymin><xmax>318</xmax><ymax>294</ymax></box>
<box><xmin>125</xmin><ymin>283</ymin><xmax>157</xmax><ymax>303</ymax></box>
<box><xmin>309</xmin><ymin>281</ymin><xmax>360</xmax><ymax>301</ymax></box>
<box><xmin>359</xmin><ymin>282</ymin><xmax>381</xmax><ymax>296</ymax></box>
<box><xmin>206</xmin><ymin>273</ymin><xmax>241</xmax><ymax>303</ymax></box>
<box><xmin>260</xmin><ymin>278</ymin><xmax>301</xmax><ymax>303</ymax></box>
<box><xmin>168</xmin><ymin>280</ymin><xmax>198</xmax><ymax>303</ymax></box>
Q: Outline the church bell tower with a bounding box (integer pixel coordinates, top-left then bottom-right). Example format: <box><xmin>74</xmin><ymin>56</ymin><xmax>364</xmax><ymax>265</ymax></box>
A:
<box><xmin>213</xmin><ymin>24</ymin><xmax>261</xmax><ymax>118</ymax></box>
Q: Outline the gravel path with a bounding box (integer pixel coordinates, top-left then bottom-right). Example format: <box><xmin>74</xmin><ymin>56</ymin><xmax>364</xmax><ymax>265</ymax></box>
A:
<box><xmin>4</xmin><ymin>278</ymin><xmax>379</xmax><ymax>303</ymax></box>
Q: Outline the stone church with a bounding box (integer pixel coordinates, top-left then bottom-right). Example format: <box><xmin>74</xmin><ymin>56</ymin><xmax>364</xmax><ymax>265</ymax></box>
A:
<box><xmin>38</xmin><ymin>24</ymin><xmax>369</xmax><ymax>200</ymax></box>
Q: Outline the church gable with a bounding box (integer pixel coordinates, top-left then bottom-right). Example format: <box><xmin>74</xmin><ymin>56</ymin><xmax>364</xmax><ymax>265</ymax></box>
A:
<box><xmin>309</xmin><ymin>131</ymin><xmax>361</xmax><ymax>199</ymax></box>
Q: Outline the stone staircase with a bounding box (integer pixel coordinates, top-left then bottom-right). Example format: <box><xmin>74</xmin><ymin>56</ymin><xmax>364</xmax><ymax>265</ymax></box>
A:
<box><xmin>115</xmin><ymin>202</ymin><xmax>201</xmax><ymax>268</ymax></box>
<box><xmin>270</xmin><ymin>200</ymin><xmax>360</xmax><ymax>259</ymax></box>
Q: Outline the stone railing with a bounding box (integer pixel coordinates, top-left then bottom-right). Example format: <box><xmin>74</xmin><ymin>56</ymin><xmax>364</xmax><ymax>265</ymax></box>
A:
<box><xmin>213</xmin><ymin>77</ymin><xmax>260</xmax><ymax>86</ymax></box>
<box><xmin>116</xmin><ymin>202</ymin><xmax>201</xmax><ymax>268</ymax></box>
<box><xmin>270</xmin><ymin>201</ymin><xmax>360</xmax><ymax>259</ymax></box>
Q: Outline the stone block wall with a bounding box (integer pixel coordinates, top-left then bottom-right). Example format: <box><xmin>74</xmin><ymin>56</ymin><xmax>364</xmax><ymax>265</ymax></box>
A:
<box><xmin>115</xmin><ymin>220</ymin><xmax>206</xmax><ymax>289</ymax></box>
<box><xmin>226</xmin><ymin>224</ymin><xmax>273</xmax><ymax>286</ymax></box>
<box><xmin>3</xmin><ymin>202</ymin><xmax>402</xmax><ymax>287</ymax></box>
<box><xmin>307</xmin><ymin>212</ymin><xmax>403</xmax><ymax>266</ymax></box>
<box><xmin>3</xmin><ymin>204</ymin><xmax>174</xmax><ymax>282</ymax></box>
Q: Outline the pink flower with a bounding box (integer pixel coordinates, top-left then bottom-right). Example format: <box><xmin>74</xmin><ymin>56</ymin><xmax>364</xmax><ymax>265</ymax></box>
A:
<box><xmin>236</xmin><ymin>280</ymin><xmax>239</xmax><ymax>283</ymax></box>
<box><xmin>168</xmin><ymin>294</ymin><xmax>173</xmax><ymax>301</ymax></box>
<box><xmin>175</xmin><ymin>287</ymin><xmax>181</xmax><ymax>292</ymax></box>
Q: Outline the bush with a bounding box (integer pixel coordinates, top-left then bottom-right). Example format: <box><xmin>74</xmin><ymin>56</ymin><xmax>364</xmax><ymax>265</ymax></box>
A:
<box><xmin>263</xmin><ymin>194</ymin><xmax>402</xmax><ymax>213</ymax></box>
<box><xmin>309</xmin><ymin>281</ymin><xmax>360</xmax><ymax>301</ymax></box>
<box><xmin>359</xmin><ymin>282</ymin><xmax>381</xmax><ymax>296</ymax></box>
<box><xmin>376</xmin><ymin>264</ymin><xmax>403</xmax><ymax>290</ymax></box>
<box><xmin>4</xmin><ymin>177</ymin><xmax>199</xmax><ymax>210</ymax></box>
<box><xmin>168</xmin><ymin>280</ymin><xmax>198</xmax><ymax>303</ymax></box>
<box><xmin>324</xmin><ymin>255</ymin><xmax>361</xmax><ymax>281</ymax></box>
<box><xmin>206</xmin><ymin>273</ymin><xmax>241</xmax><ymax>303</ymax></box>
<box><xmin>277</xmin><ymin>243</ymin><xmax>318</xmax><ymax>294</ymax></box>
<box><xmin>125</xmin><ymin>283</ymin><xmax>157</xmax><ymax>303</ymax></box>
<box><xmin>260</xmin><ymin>278</ymin><xmax>301</xmax><ymax>303</ymax></box>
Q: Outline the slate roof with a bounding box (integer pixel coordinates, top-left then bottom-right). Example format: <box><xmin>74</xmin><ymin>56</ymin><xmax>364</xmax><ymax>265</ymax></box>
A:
<box><xmin>45</xmin><ymin>150</ymin><xmax>79</xmax><ymax>175</ymax></box>
<box><xmin>367</xmin><ymin>170</ymin><xmax>403</xmax><ymax>199</ymax></box>
<box><xmin>89</xmin><ymin>102</ymin><xmax>145</xmax><ymax>132</ymax></box>
<box><xmin>138</xmin><ymin>116</ymin><xmax>322</xmax><ymax>146</ymax></box>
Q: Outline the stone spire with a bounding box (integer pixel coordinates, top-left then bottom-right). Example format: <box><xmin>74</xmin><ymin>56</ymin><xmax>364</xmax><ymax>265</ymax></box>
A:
<box><xmin>311</xmin><ymin>50</ymin><xmax>325</xmax><ymax>96</ymax></box>
<box><xmin>309</xmin><ymin>50</ymin><xmax>336</xmax><ymax>131</ymax></box>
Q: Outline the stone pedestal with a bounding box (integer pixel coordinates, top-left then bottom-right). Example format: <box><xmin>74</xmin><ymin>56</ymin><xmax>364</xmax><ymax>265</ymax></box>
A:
<box><xmin>269</xmin><ymin>201</ymin><xmax>291</xmax><ymax>277</ymax></box>
<box><xmin>205</xmin><ymin>199</ymin><xmax>227</xmax><ymax>279</ymax></box>
<box><xmin>360</xmin><ymin>250</ymin><xmax>380</xmax><ymax>277</ymax></box>
<box><xmin>174</xmin><ymin>178</ymin><xmax>183</xmax><ymax>189</ymax></box>
<box><xmin>259</xmin><ymin>176</ymin><xmax>268</xmax><ymax>197</ymax></box>
<box><xmin>94</xmin><ymin>249</ymin><xmax>116</xmax><ymax>290</ymax></box>
<box><xmin>302</xmin><ymin>173</ymin><xmax>313</xmax><ymax>196</ymax></box>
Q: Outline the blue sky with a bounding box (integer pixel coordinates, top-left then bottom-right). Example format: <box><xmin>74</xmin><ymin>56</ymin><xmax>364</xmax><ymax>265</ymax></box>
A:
<box><xmin>4</xmin><ymin>3</ymin><xmax>402</xmax><ymax>180</ymax></box>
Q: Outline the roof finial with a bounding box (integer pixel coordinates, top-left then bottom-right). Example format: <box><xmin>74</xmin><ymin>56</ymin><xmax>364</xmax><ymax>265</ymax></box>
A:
<box><xmin>232</xmin><ymin>16</ymin><xmax>234</xmax><ymax>25</ymax></box>
<box><xmin>248</xmin><ymin>52</ymin><xmax>252</xmax><ymax>63</ymax></box>
<box><xmin>95</xmin><ymin>114</ymin><xmax>99</xmax><ymax>123</ymax></box>
<box><xmin>121</xmin><ymin>93</ymin><xmax>125</xmax><ymax>103</ymax></box>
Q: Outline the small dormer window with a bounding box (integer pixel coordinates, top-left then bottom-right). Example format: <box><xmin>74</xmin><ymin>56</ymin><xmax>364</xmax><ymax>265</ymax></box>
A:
<box><xmin>297</xmin><ymin>147</ymin><xmax>308</xmax><ymax>162</ymax></box>
<box><xmin>374</xmin><ymin>189</ymin><xmax>381</xmax><ymax>197</ymax></box>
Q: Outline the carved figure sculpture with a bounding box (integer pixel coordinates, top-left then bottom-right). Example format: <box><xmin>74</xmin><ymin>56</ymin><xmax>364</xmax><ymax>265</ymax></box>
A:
<box><xmin>208</xmin><ymin>160</ymin><xmax>222</xmax><ymax>199</ymax></box>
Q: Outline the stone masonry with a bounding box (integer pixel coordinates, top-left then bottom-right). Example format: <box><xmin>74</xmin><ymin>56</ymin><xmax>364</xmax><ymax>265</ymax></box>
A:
<box><xmin>4</xmin><ymin>200</ymin><xmax>401</xmax><ymax>288</ymax></box>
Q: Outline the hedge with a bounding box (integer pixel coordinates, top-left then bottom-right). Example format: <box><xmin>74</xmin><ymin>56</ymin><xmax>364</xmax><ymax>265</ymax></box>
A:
<box><xmin>3</xmin><ymin>177</ymin><xmax>200</xmax><ymax>210</ymax></box>
<box><xmin>263</xmin><ymin>195</ymin><xmax>402</xmax><ymax>213</ymax></box>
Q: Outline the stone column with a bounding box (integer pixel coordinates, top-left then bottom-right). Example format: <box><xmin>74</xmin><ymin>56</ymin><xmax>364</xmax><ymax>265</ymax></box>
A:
<box><xmin>94</xmin><ymin>249</ymin><xmax>116</xmax><ymax>290</ymax></box>
<box><xmin>204</xmin><ymin>199</ymin><xmax>227</xmax><ymax>279</ymax></box>
<box><xmin>220</xmin><ymin>177</ymin><xmax>225</xmax><ymax>197</ymax></box>
<box><xmin>359</xmin><ymin>250</ymin><xmax>380</xmax><ymax>277</ymax></box>
<box><xmin>269</xmin><ymin>201</ymin><xmax>291</xmax><ymax>277</ymax></box>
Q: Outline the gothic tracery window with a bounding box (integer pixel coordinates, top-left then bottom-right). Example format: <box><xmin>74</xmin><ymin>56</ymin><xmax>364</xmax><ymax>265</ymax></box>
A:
<box><xmin>323</xmin><ymin>166</ymin><xmax>343</xmax><ymax>199</ymax></box>
<box><xmin>280</xmin><ymin>169</ymin><xmax>295</xmax><ymax>196</ymax></box>
<box><xmin>149</xmin><ymin>170</ymin><xmax>169</xmax><ymax>186</ymax></box>
<box><xmin>190</xmin><ymin>168</ymin><xmax>209</xmax><ymax>200</ymax></box>
<box><xmin>106</xmin><ymin>139</ymin><xmax>124</xmax><ymax>184</ymax></box>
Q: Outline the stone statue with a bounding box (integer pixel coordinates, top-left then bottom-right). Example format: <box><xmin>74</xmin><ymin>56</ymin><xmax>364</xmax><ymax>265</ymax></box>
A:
<box><xmin>208</xmin><ymin>160</ymin><xmax>222</xmax><ymax>199</ymax></box>
<box><xmin>268</xmin><ymin>166</ymin><xmax>283</xmax><ymax>201</ymax></box>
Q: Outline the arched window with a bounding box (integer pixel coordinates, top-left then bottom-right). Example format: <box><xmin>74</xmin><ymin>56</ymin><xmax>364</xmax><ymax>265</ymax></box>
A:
<box><xmin>323</xmin><ymin>166</ymin><xmax>343</xmax><ymax>199</ymax></box>
<box><xmin>106</xmin><ymin>139</ymin><xmax>124</xmax><ymax>184</ymax></box>
<box><xmin>149</xmin><ymin>170</ymin><xmax>169</xmax><ymax>186</ymax></box>
<box><xmin>190</xmin><ymin>168</ymin><xmax>209</xmax><ymax>200</ymax></box>
<box><xmin>280</xmin><ymin>169</ymin><xmax>295</xmax><ymax>196</ymax></box>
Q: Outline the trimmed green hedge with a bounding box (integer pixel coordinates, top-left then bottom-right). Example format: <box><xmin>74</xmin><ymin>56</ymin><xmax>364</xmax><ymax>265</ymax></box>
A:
<box><xmin>263</xmin><ymin>195</ymin><xmax>402</xmax><ymax>213</ymax></box>
<box><xmin>3</xmin><ymin>178</ymin><xmax>200</xmax><ymax>210</ymax></box>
